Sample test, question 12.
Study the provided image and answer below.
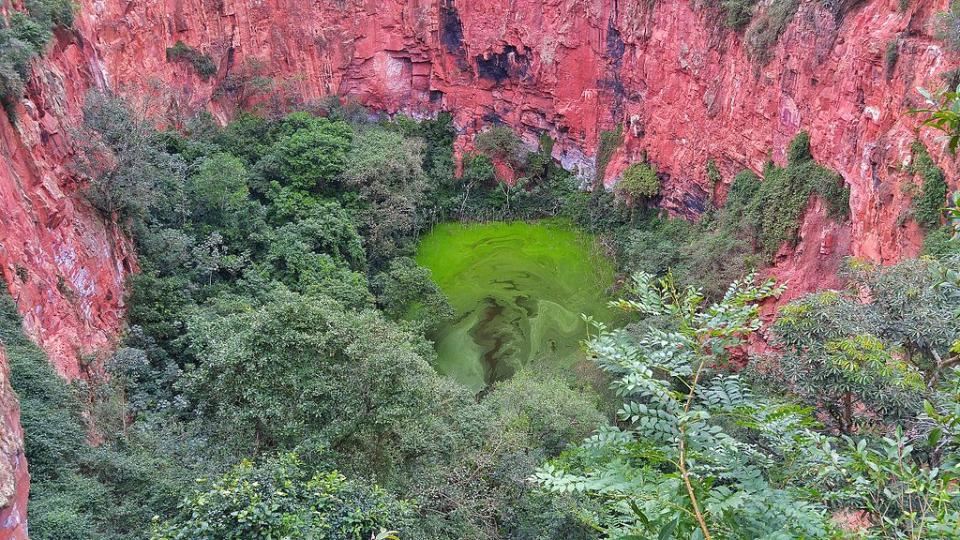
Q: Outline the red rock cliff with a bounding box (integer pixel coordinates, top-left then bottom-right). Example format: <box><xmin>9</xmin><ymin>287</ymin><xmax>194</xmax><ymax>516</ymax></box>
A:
<box><xmin>77</xmin><ymin>0</ymin><xmax>957</xmax><ymax>291</ymax></box>
<box><xmin>0</xmin><ymin>0</ymin><xmax>957</xmax><ymax>531</ymax></box>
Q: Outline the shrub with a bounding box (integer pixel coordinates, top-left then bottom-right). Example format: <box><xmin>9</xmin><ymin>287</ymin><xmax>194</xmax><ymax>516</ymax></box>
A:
<box><xmin>595</xmin><ymin>125</ymin><xmax>623</xmax><ymax>188</ymax></box>
<box><xmin>744</xmin><ymin>0</ymin><xmax>800</xmax><ymax>64</ymax></box>
<box><xmin>75</xmin><ymin>92</ymin><xmax>186</xmax><ymax>222</ymax></box>
<box><xmin>0</xmin><ymin>0</ymin><xmax>74</xmax><ymax>114</ymax></box>
<box><xmin>909</xmin><ymin>141</ymin><xmax>948</xmax><ymax>228</ymax></box>
<box><xmin>935</xmin><ymin>0</ymin><xmax>960</xmax><ymax>52</ymax></box>
<box><xmin>150</xmin><ymin>454</ymin><xmax>409</xmax><ymax>540</ymax></box>
<box><xmin>722</xmin><ymin>0</ymin><xmax>759</xmax><ymax>30</ymax></box>
<box><xmin>372</xmin><ymin>257</ymin><xmax>454</xmax><ymax>333</ymax></box>
<box><xmin>165</xmin><ymin>41</ymin><xmax>216</xmax><ymax>80</ymax></box>
<box><xmin>616</xmin><ymin>162</ymin><xmax>661</xmax><ymax>203</ymax></box>
<box><xmin>922</xmin><ymin>225</ymin><xmax>960</xmax><ymax>257</ymax></box>
<box><xmin>885</xmin><ymin>38</ymin><xmax>900</xmax><ymax>80</ymax></box>
<box><xmin>733</xmin><ymin>132</ymin><xmax>849</xmax><ymax>256</ymax></box>
<box><xmin>474</xmin><ymin>125</ymin><xmax>527</xmax><ymax>168</ymax></box>
<box><xmin>706</xmin><ymin>158</ymin><xmax>721</xmax><ymax>185</ymax></box>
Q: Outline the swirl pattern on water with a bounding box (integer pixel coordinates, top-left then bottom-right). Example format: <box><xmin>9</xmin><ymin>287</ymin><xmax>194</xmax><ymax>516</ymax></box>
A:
<box><xmin>416</xmin><ymin>220</ymin><xmax>618</xmax><ymax>391</ymax></box>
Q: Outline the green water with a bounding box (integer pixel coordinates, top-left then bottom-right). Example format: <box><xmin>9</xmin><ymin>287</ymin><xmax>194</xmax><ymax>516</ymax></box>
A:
<box><xmin>415</xmin><ymin>219</ymin><xmax>619</xmax><ymax>392</ymax></box>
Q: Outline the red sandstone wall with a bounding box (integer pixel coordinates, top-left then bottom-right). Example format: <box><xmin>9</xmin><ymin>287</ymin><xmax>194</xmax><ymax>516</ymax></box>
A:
<box><xmin>0</xmin><ymin>0</ymin><xmax>957</xmax><ymax>529</ymax></box>
<box><xmin>76</xmin><ymin>0</ymin><xmax>957</xmax><ymax>294</ymax></box>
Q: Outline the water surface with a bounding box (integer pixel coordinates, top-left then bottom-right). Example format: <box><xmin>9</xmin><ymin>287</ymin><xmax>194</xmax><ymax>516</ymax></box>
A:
<box><xmin>416</xmin><ymin>219</ymin><xmax>618</xmax><ymax>391</ymax></box>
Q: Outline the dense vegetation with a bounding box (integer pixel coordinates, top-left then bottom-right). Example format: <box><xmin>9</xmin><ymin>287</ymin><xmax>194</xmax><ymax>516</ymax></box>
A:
<box><xmin>0</xmin><ymin>0</ymin><xmax>73</xmax><ymax>115</ymax></box>
<box><xmin>4</xmin><ymin>89</ymin><xmax>958</xmax><ymax>539</ymax></box>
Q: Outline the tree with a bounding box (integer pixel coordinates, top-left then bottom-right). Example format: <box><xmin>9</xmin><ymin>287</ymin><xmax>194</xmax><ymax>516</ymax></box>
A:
<box><xmin>341</xmin><ymin>128</ymin><xmax>428</xmax><ymax>263</ymax></box>
<box><xmin>372</xmin><ymin>257</ymin><xmax>453</xmax><ymax>333</ymax></box>
<box><xmin>178</xmin><ymin>290</ymin><xmax>452</xmax><ymax>465</ymax></box>
<box><xmin>261</xmin><ymin>115</ymin><xmax>352</xmax><ymax>191</ymax></box>
<box><xmin>474</xmin><ymin>125</ymin><xmax>528</xmax><ymax>169</ymax></box>
<box><xmin>616</xmin><ymin>162</ymin><xmax>660</xmax><ymax>205</ymax></box>
<box><xmin>773</xmin><ymin>292</ymin><xmax>926</xmax><ymax>433</ymax></box>
<box><xmin>535</xmin><ymin>272</ymin><xmax>834</xmax><ymax>539</ymax></box>
<box><xmin>75</xmin><ymin>92</ymin><xmax>186</xmax><ymax>222</ymax></box>
<box><xmin>770</xmin><ymin>257</ymin><xmax>960</xmax><ymax>430</ymax></box>
<box><xmin>187</xmin><ymin>152</ymin><xmax>250</xmax><ymax>231</ymax></box>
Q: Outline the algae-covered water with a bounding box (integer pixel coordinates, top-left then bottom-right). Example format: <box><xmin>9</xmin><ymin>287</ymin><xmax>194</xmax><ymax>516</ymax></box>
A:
<box><xmin>416</xmin><ymin>219</ymin><xmax>619</xmax><ymax>392</ymax></box>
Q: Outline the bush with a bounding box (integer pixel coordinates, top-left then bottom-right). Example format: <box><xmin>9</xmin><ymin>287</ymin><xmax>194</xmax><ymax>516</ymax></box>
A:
<box><xmin>885</xmin><ymin>38</ymin><xmax>900</xmax><ymax>80</ymax></box>
<box><xmin>922</xmin><ymin>225</ymin><xmax>960</xmax><ymax>258</ymax></box>
<box><xmin>722</xmin><ymin>0</ymin><xmax>759</xmax><ymax>30</ymax></box>
<box><xmin>744</xmin><ymin>0</ymin><xmax>800</xmax><ymax>64</ymax></box>
<box><xmin>372</xmin><ymin>257</ymin><xmax>454</xmax><ymax>333</ymax></box>
<box><xmin>474</xmin><ymin>125</ymin><xmax>527</xmax><ymax>168</ymax></box>
<box><xmin>75</xmin><ymin>92</ymin><xmax>186</xmax><ymax>222</ymax></box>
<box><xmin>910</xmin><ymin>141</ymin><xmax>948</xmax><ymax>228</ymax></box>
<box><xmin>165</xmin><ymin>41</ymin><xmax>216</xmax><ymax>80</ymax></box>
<box><xmin>935</xmin><ymin>0</ymin><xmax>960</xmax><ymax>52</ymax></box>
<box><xmin>730</xmin><ymin>132</ymin><xmax>848</xmax><ymax>256</ymax></box>
<box><xmin>595</xmin><ymin>125</ymin><xmax>623</xmax><ymax>188</ymax></box>
<box><xmin>616</xmin><ymin>162</ymin><xmax>660</xmax><ymax>203</ymax></box>
<box><xmin>151</xmin><ymin>454</ymin><xmax>409</xmax><ymax>540</ymax></box>
<box><xmin>0</xmin><ymin>0</ymin><xmax>74</xmax><ymax>114</ymax></box>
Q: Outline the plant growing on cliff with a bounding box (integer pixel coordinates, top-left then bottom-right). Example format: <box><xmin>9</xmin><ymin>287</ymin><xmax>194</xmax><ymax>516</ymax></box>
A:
<box><xmin>594</xmin><ymin>125</ymin><xmax>623</xmax><ymax>190</ymax></box>
<box><xmin>743</xmin><ymin>0</ymin><xmax>799</xmax><ymax>64</ymax></box>
<box><xmin>909</xmin><ymin>141</ymin><xmax>949</xmax><ymax>228</ymax></box>
<box><xmin>0</xmin><ymin>0</ymin><xmax>74</xmax><ymax>115</ymax></box>
<box><xmin>474</xmin><ymin>125</ymin><xmax>527</xmax><ymax>169</ymax></box>
<box><xmin>732</xmin><ymin>131</ymin><xmax>849</xmax><ymax>256</ymax></box>
<box><xmin>615</xmin><ymin>162</ymin><xmax>661</xmax><ymax>205</ymax></box>
<box><xmin>935</xmin><ymin>0</ymin><xmax>960</xmax><ymax>52</ymax></box>
<box><xmin>75</xmin><ymin>92</ymin><xmax>187</xmax><ymax>222</ymax></box>
<box><xmin>165</xmin><ymin>41</ymin><xmax>217</xmax><ymax>80</ymax></box>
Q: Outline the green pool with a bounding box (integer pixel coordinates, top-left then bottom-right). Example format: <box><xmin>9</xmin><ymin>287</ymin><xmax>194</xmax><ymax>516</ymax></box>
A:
<box><xmin>415</xmin><ymin>219</ymin><xmax>620</xmax><ymax>392</ymax></box>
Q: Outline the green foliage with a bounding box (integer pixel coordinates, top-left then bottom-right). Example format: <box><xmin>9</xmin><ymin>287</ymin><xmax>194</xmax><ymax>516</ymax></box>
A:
<box><xmin>474</xmin><ymin>125</ymin><xmax>527</xmax><ymax>168</ymax></box>
<box><xmin>731</xmin><ymin>132</ymin><xmax>849</xmax><ymax>256</ymax></box>
<box><xmin>935</xmin><ymin>0</ymin><xmax>960</xmax><ymax>52</ymax></box>
<box><xmin>151</xmin><ymin>454</ymin><xmax>409</xmax><ymax>540</ymax></box>
<box><xmin>595</xmin><ymin>125</ymin><xmax>623</xmax><ymax>188</ymax></box>
<box><xmin>744</xmin><ymin>0</ymin><xmax>799</xmax><ymax>64</ymax></box>
<box><xmin>842</xmin><ymin>425</ymin><xmax>960</xmax><ymax>539</ymax></box>
<box><xmin>165</xmin><ymin>40</ymin><xmax>216</xmax><ymax>79</ymax></box>
<box><xmin>178</xmin><ymin>290</ymin><xmax>449</xmax><ymax>460</ymax></box>
<box><xmin>0</xmin><ymin>0</ymin><xmax>74</xmax><ymax>114</ymax></box>
<box><xmin>616</xmin><ymin>162</ymin><xmax>660</xmax><ymax>204</ymax></box>
<box><xmin>535</xmin><ymin>272</ymin><xmax>836</xmax><ymax>538</ymax></box>
<box><xmin>909</xmin><ymin>140</ymin><xmax>948</xmax><ymax>228</ymax></box>
<box><xmin>76</xmin><ymin>92</ymin><xmax>186</xmax><ymax>222</ymax></box>
<box><xmin>721</xmin><ymin>0</ymin><xmax>759</xmax><ymax>30</ymax></box>
<box><xmin>705</xmin><ymin>158</ymin><xmax>721</xmax><ymax>186</ymax></box>
<box><xmin>914</xmin><ymin>84</ymin><xmax>960</xmax><ymax>155</ymax></box>
<box><xmin>886</xmin><ymin>38</ymin><xmax>900</xmax><ymax>80</ymax></box>
<box><xmin>261</xmin><ymin>114</ymin><xmax>352</xmax><ymax>191</ymax></box>
<box><xmin>213</xmin><ymin>58</ymin><xmax>273</xmax><ymax>110</ymax></box>
<box><xmin>341</xmin><ymin>128</ymin><xmax>428</xmax><ymax>263</ymax></box>
<box><xmin>372</xmin><ymin>256</ymin><xmax>453</xmax><ymax>333</ymax></box>
<box><xmin>922</xmin><ymin>224</ymin><xmax>960</xmax><ymax>258</ymax></box>
<box><xmin>774</xmin><ymin>292</ymin><xmax>925</xmax><ymax>433</ymax></box>
<box><xmin>3</xmin><ymin>286</ymin><xmax>213</xmax><ymax>540</ymax></box>
<box><xmin>771</xmin><ymin>257</ymin><xmax>960</xmax><ymax>430</ymax></box>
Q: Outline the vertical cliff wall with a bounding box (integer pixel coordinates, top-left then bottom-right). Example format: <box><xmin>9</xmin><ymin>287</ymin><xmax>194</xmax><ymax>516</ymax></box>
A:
<box><xmin>78</xmin><ymin>0</ymin><xmax>957</xmax><ymax>291</ymax></box>
<box><xmin>0</xmin><ymin>0</ymin><xmax>957</xmax><ymax>530</ymax></box>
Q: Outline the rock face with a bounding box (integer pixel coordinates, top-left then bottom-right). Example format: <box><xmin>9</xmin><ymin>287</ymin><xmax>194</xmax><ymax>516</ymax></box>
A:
<box><xmin>0</xmin><ymin>0</ymin><xmax>957</xmax><ymax>531</ymax></box>
<box><xmin>78</xmin><ymin>0</ymin><xmax>956</xmax><ymax>291</ymax></box>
